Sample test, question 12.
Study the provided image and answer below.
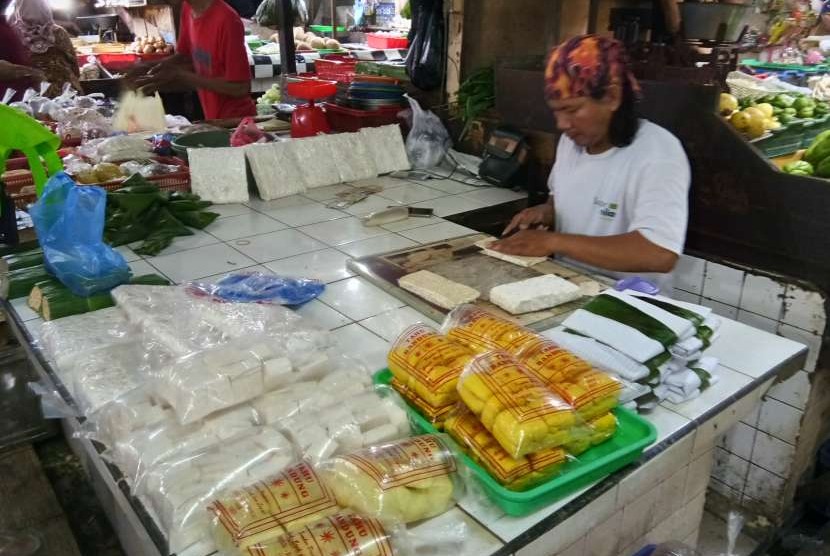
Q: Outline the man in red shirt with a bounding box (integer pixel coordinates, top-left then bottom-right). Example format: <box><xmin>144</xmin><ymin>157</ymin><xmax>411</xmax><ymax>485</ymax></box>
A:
<box><xmin>129</xmin><ymin>0</ymin><xmax>255</xmax><ymax>119</ymax></box>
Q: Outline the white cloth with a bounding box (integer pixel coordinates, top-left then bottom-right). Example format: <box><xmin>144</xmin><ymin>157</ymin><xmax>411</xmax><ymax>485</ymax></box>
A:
<box><xmin>561</xmin><ymin>309</ymin><xmax>665</xmax><ymax>363</ymax></box>
<box><xmin>549</xmin><ymin>120</ymin><xmax>690</xmax><ymax>292</ymax></box>
<box><xmin>602</xmin><ymin>289</ymin><xmax>696</xmax><ymax>341</ymax></box>
<box><xmin>544</xmin><ymin>325</ymin><xmax>650</xmax><ymax>382</ymax></box>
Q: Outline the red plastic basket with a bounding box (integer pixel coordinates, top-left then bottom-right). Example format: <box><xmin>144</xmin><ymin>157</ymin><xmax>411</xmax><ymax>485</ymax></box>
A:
<box><xmin>324</xmin><ymin>102</ymin><xmax>404</xmax><ymax>132</ymax></box>
<box><xmin>366</xmin><ymin>34</ymin><xmax>409</xmax><ymax>49</ymax></box>
<box><xmin>2</xmin><ymin>156</ymin><xmax>191</xmax><ymax>209</ymax></box>
<box><xmin>314</xmin><ymin>58</ymin><xmax>358</xmax><ymax>83</ymax></box>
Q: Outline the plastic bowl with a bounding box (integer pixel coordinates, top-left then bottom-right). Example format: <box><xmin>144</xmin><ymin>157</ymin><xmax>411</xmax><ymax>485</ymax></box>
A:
<box><xmin>171</xmin><ymin>130</ymin><xmax>231</xmax><ymax>161</ymax></box>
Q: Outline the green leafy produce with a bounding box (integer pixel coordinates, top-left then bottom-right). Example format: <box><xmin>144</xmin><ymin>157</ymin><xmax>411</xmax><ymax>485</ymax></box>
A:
<box><xmin>104</xmin><ymin>174</ymin><xmax>215</xmax><ymax>257</ymax></box>
<box><xmin>454</xmin><ymin>66</ymin><xmax>495</xmax><ymax>140</ymax></box>
<box><xmin>803</xmin><ymin>130</ymin><xmax>830</xmax><ymax>166</ymax></box>
<box><xmin>815</xmin><ymin>156</ymin><xmax>830</xmax><ymax>178</ymax></box>
<box><xmin>783</xmin><ymin>160</ymin><xmax>814</xmax><ymax>176</ymax></box>
<box><xmin>772</xmin><ymin>93</ymin><xmax>795</xmax><ymax>108</ymax></box>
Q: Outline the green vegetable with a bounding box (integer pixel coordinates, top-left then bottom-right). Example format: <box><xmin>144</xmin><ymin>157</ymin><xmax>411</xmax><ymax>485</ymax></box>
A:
<box><xmin>783</xmin><ymin>160</ymin><xmax>814</xmax><ymax>176</ymax></box>
<box><xmin>778</xmin><ymin>114</ymin><xmax>794</xmax><ymax>124</ymax></box>
<box><xmin>793</xmin><ymin>97</ymin><xmax>816</xmax><ymax>110</ymax></box>
<box><xmin>798</xmin><ymin>108</ymin><xmax>815</xmax><ymax>119</ymax></box>
<box><xmin>773</xmin><ymin>94</ymin><xmax>796</xmax><ymax>108</ymax></box>
<box><xmin>803</xmin><ymin>130</ymin><xmax>830</xmax><ymax>165</ymax></box>
<box><xmin>816</xmin><ymin>156</ymin><xmax>830</xmax><ymax>178</ymax></box>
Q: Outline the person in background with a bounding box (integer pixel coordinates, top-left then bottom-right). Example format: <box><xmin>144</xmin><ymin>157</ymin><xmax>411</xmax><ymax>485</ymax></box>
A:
<box><xmin>11</xmin><ymin>0</ymin><xmax>82</xmax><ymax>97</ymax></box>
<box><xmin>492</xmin><ymin>35</ymin><xmax>690</xmax><ymax>292</ymax></box>
<box><xmin>126</xmin><ymin>0</ymin><xmax>255</xmax><ymax>120</ymax></box>
<box><xmin>0</xmin><ymin>0</ymin><xmax>44</xmax><ymax>101</ymax></box>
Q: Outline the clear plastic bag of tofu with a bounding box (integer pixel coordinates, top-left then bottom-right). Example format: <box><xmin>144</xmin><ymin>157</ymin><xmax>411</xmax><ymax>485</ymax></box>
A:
<box><xmin>71</xmin><ymin>341</ymin><xmax>146</xmax><ymax>417</ymax></box>
<box><xmin>81</xmin><ymin>386</ymin><xmax>174</xmax><ymax>450</ymax></box>
<box><xmin>39</xmin><ymin>306</ymin><xmax>136</xmax><ymax>372</ymax></box>
<box><xmin>457</xmin><ymin>350</ymin><xmax>586</xmax><ymax>458</ymax></box>
<box><xmin>152</xmin><ymin>333</ymin><xmax>335</xmax><ymax>426</ymax></box>
<box><xmin>441</xmin><ymin>304</ymin><xmax>539</xmax><ymax>355</ymax></box>
<box><xmin>133</xmin><ymin>425</ymin><xmax>297</xmax><ymax>555</ymax></box>
<box><xmin>207</xmin><ymin>459</ymin><xmax>341</xmax><ymax>553</ymax></box>
<box><xmin>279</xmin><ymin>385</ymin><xmax>412</xmax><ymax>464</ymax></box>
<box><xmin>318</xmin><ymin>434</ymin><xmax>463</xmax><ymax>524</ymax></box>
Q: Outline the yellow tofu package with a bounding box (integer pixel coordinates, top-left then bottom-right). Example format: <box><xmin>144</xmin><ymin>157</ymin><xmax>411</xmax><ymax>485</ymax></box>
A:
<box><xmin>319</xmin><ymin>434</ymin><xmax>459</xmax><ymax>523</ymax></box>
<box><xmin>208</xmin><ymin>461</ymin><xmax>340</xmax><ymax>553</ymax></box>
<box><xmin>457</xmin><ymin>351</ymin><xmax>581</xmax><ymax>458</ymax></box>
<box><xmin>547</xmin><ymin>369</ymin><xmax>622</xmax><ymax>421</ymax></box>
<box><xmin>564</xmin><ymin>412</ymin><xmax>618</xmax><ymax>456</ymax></box>
<box><xmin>444</xmin><ymin>407</ymin><xmax>568</xmax><ymax>491</ymax></box>
<box><xmin>389</xmin><ymin>377</ymin><xmax>455</xmax><ymax>429</ymax></box>
<box><xmin>516</xmin><ymin>336</ymin><xmax>593</xmax><ymax>384</ymax></box>
<box><xmin>442</xmin><ymin>305</ymin><xmax>538</xmax><ymax>354</ymax></box>
<box><xmin>239</xmin><ymin>512</ymin><xmax>407</xmax><ymax>556</ymax></box>
<box><xmin>387</xmin><ymin>324</ymin><xmax>475</xmax><ymax>408</ymax></box>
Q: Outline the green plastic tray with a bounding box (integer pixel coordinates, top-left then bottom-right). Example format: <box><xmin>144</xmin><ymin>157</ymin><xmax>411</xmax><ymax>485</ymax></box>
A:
<box><xmin>374</xmin><ymin>369</ymin><xmax>656</xmax><ymax>516</ymax></box>
<box><xmin>310</xmin><ymin>25</ymin><xmax>346</xmax><ymax>33</ymax></box>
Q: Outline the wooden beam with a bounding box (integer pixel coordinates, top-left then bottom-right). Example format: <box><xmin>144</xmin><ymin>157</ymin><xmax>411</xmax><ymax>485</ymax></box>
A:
<box><xmin>445</xmin><ymin>0</ymin><xmax>464</xmax><ymax>102</ymax></box>
<box><xmin>587</xmin><ymin>0</ymin><xmax>600</xmax><ymax>34</ymax></box>
<box><xmin>278</xmin><ymin>0</ymin><xmax>297</xmax><ymax>74</ymax></box>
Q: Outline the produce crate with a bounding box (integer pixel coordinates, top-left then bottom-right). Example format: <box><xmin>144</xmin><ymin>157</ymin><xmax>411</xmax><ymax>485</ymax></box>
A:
<box><xmin>96</xmin><ymin>53</ymin><xmax>138</xmax><ymax>71</ymax></box>
<box><xmin>315</xmin><ymin>57</ymin><xmax>358</xmax><ymax>83</ymax></box>
<box><xmin>366</xmin><ymin>33</ymin><xmax>409</xmax><ymax>49</ymax></box>
<box><xmin>2</xmin><ymin>156</ymin><xmax>190</xmax><ymax>209</ymax></box>
<box><xmin>324</xmin><ymin>102</ymin><xmax>403</xmax><ymax>132</ymax></box>
<box><xmin>752</xmin><ymin>125</ymin><xmax>805</xmax><ymax>158</ymax></box>
<box><xmin>374</xmin><ymin>369</ymin><xmax>656</xmax><ymax>516</ymax></box>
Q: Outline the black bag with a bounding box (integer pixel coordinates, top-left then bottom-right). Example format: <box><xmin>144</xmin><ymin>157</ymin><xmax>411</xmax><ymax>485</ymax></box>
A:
<box><xmin>405</xmin><ymin>0</ymin><xmax>444</xmax><ymax>91</ymax></box>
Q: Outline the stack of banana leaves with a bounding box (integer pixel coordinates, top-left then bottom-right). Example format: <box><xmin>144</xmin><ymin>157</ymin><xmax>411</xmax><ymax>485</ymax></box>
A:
<box><xmin>0</xmin><ymin>247</ymin><xmax>170</xmax><ymax>320</ymax></box>
<box><xmin>105</xmin><ymin>174</ymin><xmax>220</xmax><ymax>256</ymax></box>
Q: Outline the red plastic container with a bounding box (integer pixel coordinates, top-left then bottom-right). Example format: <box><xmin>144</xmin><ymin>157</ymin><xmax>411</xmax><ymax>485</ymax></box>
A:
<box><xmin>96</xmin><ymin>53</ymin><xmax>138</xmax><ymax>71</ymax></box>
<box><xmin>324</xmin><ymin>102</ymin><xmax>404</xmax><ymax>132</ymax></box>
<box><xmin>314</xmin><ymin>58</ymin><xmax>358</xmax><ymax>83</ymax></box>
<box><xmin>366</xmin><ymin>33</ymin><xmax>409</xmax><ymax>49</ymax></box>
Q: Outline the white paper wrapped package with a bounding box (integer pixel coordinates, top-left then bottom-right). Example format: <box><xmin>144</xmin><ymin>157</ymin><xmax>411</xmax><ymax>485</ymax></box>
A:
<box><xmin>72</xmin><ymin>341</ymin><xmax>146</xmax><ymax>416</ymax></box>
<box><xmin>319</xmin><ymin>434</ymin><xmax>460</xmax><ymax>523</ymax></box>
<box><xmin>252</xmin><ymin>368</ymin><xmax>373</xmax><ymax>425</ymax></box>
<box><xmin>208</xmin><ymin>460</ymin><xmax>341</xmax><ymax>553</ymax></box>
<box><xmin>227</xmin><ymin>512</ymin><xmax>411</xmax><ymax>556</ymax></box>
<box><xmin>109</xmin><ymin>403</ymin><xmax>261</xmax><ymax>482</ymax></box>
<box><xmin>135</xmin><ymin>426</ymin><xmax>295</xmax><ymax>554</ymax></box>
<box><xmin>281</xmin><ymin>388</ymin><xmax>411</xmax><ymax>464</ymax></box>
<box><xmin>154</xmin><ymin>335</ymin><xmax>334</xmax><ymax>426</ymax></box>
<box><xmin>40</xmin><ymin>307</ymin><xmax>135</xmax><ymax>373</ymax></box>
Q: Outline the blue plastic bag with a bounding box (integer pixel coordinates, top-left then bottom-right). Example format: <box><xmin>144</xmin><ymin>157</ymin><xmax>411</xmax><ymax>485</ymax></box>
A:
<box><xmin>29</xmin><ymin>172</ymin><xmax>131</xmax><ymax>296</ymax></box>
<box><xmin>186</xmin><ymin>271</ymin><xmax>324</xmax><ymax>305</ymax></box>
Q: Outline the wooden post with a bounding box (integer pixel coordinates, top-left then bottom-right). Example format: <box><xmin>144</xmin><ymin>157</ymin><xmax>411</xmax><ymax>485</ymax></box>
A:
<box><xmin>445</xmin><ymin>0</ymin><xmax>464</xmax><ymax>103</ymax></box>
<box><xmin>278</xmin><ymin>0</ymin><xmax>296</xmax><ymax>74</ymax></box>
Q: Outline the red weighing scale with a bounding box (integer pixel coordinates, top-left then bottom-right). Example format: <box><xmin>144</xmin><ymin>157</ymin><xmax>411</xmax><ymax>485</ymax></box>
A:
<box><xmin>286</xmin><ymin>79</ymin><xmax>337</xmax><ymax>138</ymax></box>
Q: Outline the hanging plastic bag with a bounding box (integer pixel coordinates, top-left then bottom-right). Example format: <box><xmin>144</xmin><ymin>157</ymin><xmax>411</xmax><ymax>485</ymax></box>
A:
<box><xmin>405</xmin><ymin>0</ymin><xmax>444</xmax><ymax>90</ymax></box>
<box><xmin>185</xmin><ymin>271</ymin><xmax>324</xmax><ymax>305</ymax></box>
<box><xmin>404</xmin><ymin>95</ymin><xmax>451</xmax><ymax>169</ymax></box>
<box><xmin>29</xmin><ymin>172</ymin><xmax>131</xmax><ymax>296</ymax></box>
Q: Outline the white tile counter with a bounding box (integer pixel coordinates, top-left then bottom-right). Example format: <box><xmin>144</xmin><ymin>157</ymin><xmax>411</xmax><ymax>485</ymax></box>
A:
<box><xmin>3</xmin><ymin>176</ymin><xmax>808</xmax><ymax>556</ymax></box>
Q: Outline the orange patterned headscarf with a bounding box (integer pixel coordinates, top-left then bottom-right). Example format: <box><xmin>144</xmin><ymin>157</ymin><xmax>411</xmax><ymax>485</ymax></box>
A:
<box><xmin>544</xmin><ymin>35</ymin><xmax>641</xmax><ymax>101</ymax></box>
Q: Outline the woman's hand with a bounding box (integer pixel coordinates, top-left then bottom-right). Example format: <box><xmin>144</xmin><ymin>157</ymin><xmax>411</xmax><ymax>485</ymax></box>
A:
<box><xmin>490</xmin><ymin>229</ymin><xmax>558</xmax><ymax>257</ymax></box>
<box><xmin>502</xmin><ymin>202</ymin><xmax>554</xmax><ymax>236</ymax></box>
<box><xmin>0</xmin><ymin>61</ymin><xmax>45</xmax><ymax>83</ymax></box>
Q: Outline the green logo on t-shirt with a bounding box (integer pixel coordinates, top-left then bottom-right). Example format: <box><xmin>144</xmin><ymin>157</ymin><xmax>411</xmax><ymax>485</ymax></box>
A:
<box><xmin>593</xmin><ymin>197</ymin><xmax>619</xmax><ymax>218</ymax></box>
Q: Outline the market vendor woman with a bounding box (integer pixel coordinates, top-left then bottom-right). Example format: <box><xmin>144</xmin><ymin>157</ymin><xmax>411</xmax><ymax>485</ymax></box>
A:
<box><xmin>492</xmin><ymin>35</ymin><xmax>690</xmax><ymax>291</ymax></box>
<box><xmin>126</xmin><ymin>0</ymin><xmax>255</xmax><ymax>120</ymax></box>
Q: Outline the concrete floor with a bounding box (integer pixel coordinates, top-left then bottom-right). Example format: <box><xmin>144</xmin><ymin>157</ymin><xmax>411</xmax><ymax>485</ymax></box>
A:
<box><xmin>697</xmin><ymin>511</ymin><xmax>760</xmax><ymax>556</ymax></box>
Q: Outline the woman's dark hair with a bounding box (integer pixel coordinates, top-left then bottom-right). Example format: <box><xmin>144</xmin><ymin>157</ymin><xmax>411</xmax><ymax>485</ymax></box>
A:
<box><xmin>592</xmin><ymin>78</ymin><xmax>640</xmax><ymax>148</ymax></box>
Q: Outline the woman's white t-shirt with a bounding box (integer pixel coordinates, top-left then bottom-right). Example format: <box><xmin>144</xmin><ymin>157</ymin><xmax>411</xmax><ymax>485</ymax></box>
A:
<box><xmin>548</xmin><ymin>119</ymin><xmax>690</xmax><ymax>292</ymax></box>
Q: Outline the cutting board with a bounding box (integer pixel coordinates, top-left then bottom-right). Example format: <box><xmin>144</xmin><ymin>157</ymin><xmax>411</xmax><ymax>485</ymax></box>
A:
<box><xmin>348</xmin><ymin>233</ymin><xmax>606</xmax><ymax>331</ymax></box>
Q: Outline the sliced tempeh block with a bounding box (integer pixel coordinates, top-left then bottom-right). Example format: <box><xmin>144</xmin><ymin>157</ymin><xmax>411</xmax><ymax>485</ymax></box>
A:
<box><xmin>398</xmin><ymin>270</ymin><xmax>480</xmax><ymax>309</ymax></box>
<box><xmin>489</xmin><ymin>274</ymin><xmax>581</xmax><ymax>314</ymax></box>
<box><xmin>475</xmin><ymin>237</ymin><xmax>548</xmax><ymax>267</ymax></box>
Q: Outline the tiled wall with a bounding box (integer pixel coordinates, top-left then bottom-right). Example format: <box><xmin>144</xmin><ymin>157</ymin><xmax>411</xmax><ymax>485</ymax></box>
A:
<box><xmin>674</xmin><ymin>254</ymin><xmax>826</xmax><ymax>523</ymax></box>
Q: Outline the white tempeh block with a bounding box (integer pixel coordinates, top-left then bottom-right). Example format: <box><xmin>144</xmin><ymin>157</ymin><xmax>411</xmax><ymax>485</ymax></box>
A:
<box><xmin>489</xmin><ymin>274</ymin><xmax>582</xmax><ymax>314</ymax></box>
<box><xmin>246</xmin><ymin>142</ymin><xmax>307</xmax><ymax>200</ymax></box>
<box><xmin>398</xmin><ymin>270</ymin><xmax>480</xmax><ymax>309</ymax></box>
<box><xmin>188</xmin><ymin>146</ymin><xmax>249</xmax><ymax>204</ymax></box>
<box><xmin>359</xmin><ymin>125</ymin><xmax>410</xmax><ymax>174</ymax></box>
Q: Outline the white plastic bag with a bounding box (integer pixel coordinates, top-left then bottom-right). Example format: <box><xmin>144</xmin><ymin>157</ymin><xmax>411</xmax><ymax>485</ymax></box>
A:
<box><xmin>404</xmin><ymin>95</ymin><xmax>451</xmax><ymax>169</ymax></box>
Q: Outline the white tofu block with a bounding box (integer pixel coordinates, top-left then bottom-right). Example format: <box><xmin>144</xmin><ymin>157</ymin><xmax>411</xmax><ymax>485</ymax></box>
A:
<box><xmin>188</xmin><ymin>146</ymin><xmax>249</xmax><ymax>204</ymax></box>
<box><xmin>359</xmin><ymin>125</ymin><xmax>410</xmax><ymax>174</ymax></box>
<box><xmin>318</xmin><ymin>369</ymin><xmax>372</xmax><ymax>392</ymax></box>
<box><xmin>362</xmin><ymin>423</ymin><xmax>400</xmax><ymax>445</ymax></box>
<box><xmin>352</xmin><ymin>403</ymin><xmax>389</xmax><ymax>430</ymax></box>
<box><xmin>332</xmin><ymin>422</ymin><xmax>363</xmax><ymax>451</ymax></box>
<box><xmin>295</xmin><ymin>352</ymin><xmax>332</xmax><ymax>380</ymax></box>
<box><xmin>489</xmin><ymin>274</ymin><xmax>582</xmax><ymax>314</ymax></box>
<box><xmin>326</xmin><ymin>132</ymin><xmax>379</xmax><ymax>182</ymax></box>
<box><xmin>290</xmin><ymin>135</ymin><xmax>341</xmax><ymax>188</ymax></box>
<box><xmin>398</xmin><ymin>270</ymin><xmax>480</xmax><ymax>309</ymax></box>
<box><xmin>230</xmin><ymin>369</ymin><xmax>264</xmax><ymax>403</ymax></box>
<box><xmin>246</xmin><ymin>142</ymin><xmax>307</xmax><ymax>200</ymax></box>
<box><xmin>474</xmin><ymin>238</ymin><xmax>548</xmax><ymax>267</ymax></box>
<box><xmin>263</xmin><ymin>357</ymin><xmax>294</xmax><ymax>390</ymax></box>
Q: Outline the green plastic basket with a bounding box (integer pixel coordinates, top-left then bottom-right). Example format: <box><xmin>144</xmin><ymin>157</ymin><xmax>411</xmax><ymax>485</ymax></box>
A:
<box><xmin>310</xmin><ymin>25</ymin><xmax>346</xmax><ymax>33</ymax></box>
<box><xmin>374</xmin><ymin>369</ymin><xmax>656</xmax><ymax>516</ymax></box>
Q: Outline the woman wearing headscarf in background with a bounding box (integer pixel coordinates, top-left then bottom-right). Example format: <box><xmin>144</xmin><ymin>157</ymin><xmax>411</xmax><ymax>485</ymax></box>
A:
<box><xmin>491</xmin><ymin>34</ymin><xmax>691</xmax><ymax>293</ymax></box>
<box><xmin>12</xmin><ymin>0</ymin><xmax>82</xmax><ymax>97</ymax></box>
